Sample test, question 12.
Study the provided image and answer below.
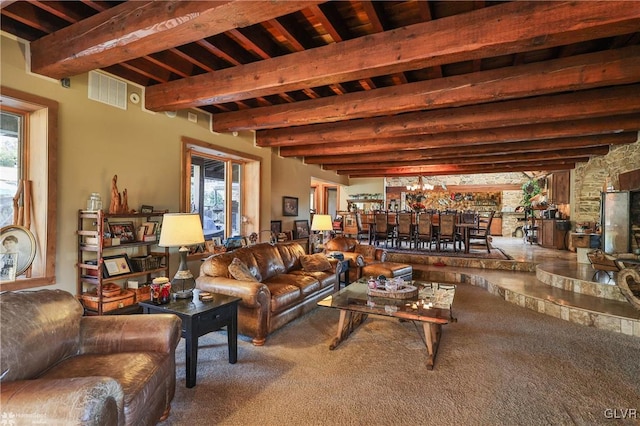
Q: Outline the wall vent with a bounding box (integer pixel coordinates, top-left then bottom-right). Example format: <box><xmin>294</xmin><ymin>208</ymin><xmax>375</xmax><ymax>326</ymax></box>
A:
<box><xmin>88</xmin><ymin>71</ymin><xmax>127</xmax><ymax>110</ymax></box>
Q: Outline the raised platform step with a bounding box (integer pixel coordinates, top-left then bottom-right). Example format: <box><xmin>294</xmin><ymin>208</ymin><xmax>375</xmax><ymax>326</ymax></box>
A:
<box><xmin>411</xmin><ymin>263</ymin><xmax>640</xmax><ymax>338</ymax></box>
<box><xmin>536</xmin><ymin>261</ymin><xmax>628</xmax><ymax>303</ymax></box>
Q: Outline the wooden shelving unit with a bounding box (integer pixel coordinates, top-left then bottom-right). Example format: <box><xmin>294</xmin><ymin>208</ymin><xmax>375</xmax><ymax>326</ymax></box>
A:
<box><xmin>76</xmin><ymin>210</ymin><xmax>169</xmax><ymax>315</ymax></box>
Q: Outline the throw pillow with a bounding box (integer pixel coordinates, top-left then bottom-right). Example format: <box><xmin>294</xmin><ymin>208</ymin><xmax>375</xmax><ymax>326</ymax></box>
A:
<box><xmin>300</xmin><ymin>253</ymin><xmax>332</xmax><ymax>272</ymax></box>
<box><xmin>228</xmin><ymin>257</ymin><xmax>258</xmax><ymax>282</ymax></box>
<box><xmin>354</xmin><ymin>244</ymin><xmax>376</xmax><ymax>259</ymax></box>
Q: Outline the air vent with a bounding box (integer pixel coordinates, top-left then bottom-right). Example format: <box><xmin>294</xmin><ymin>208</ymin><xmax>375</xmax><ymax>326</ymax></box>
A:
<box><xmin>88</xmin><ymin>71</ymin><xmax>127</xmax><ymax>110</ymax></box>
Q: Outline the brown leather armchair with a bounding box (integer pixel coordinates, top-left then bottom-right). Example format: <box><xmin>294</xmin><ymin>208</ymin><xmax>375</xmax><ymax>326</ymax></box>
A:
<box><xmin>0</xmin><ymin>289</ymin><xmax>182</xmax><ymax>426</ymax></box>
<box><xmin>324</xmin><ymin>235</ymin><xmax>412</xmax><ymax>281</ymax></box>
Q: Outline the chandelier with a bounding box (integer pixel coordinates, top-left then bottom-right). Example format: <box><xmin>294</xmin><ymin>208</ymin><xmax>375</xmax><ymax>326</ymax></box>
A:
<box><xmin>406</xmin><ymin>176</ymin><xmax>434</xmax><ymax>192</ymax></box>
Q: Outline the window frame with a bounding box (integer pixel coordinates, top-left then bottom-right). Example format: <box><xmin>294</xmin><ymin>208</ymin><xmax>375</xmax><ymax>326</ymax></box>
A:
<box><xmin>181</xmin><ymin>136</ymin><xmax>260</xmax><ymax>239</ymax></box>
<box><xmin>0</xmin><ymin>86</ymin><xmax>58</xmax><ymax>290</ymax></box>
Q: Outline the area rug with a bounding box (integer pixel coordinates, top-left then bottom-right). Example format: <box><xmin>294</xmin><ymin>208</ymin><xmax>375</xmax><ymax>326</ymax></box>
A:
<box><xmin>160</xmin><ymin>283</ymin><xmax>640</xmax><ymax>426</ymax></box>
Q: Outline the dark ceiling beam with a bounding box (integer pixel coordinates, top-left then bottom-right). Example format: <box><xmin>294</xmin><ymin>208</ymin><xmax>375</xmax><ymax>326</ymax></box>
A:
<box><xmin>145</xmin><ymin>1</ymin><xmax>640</xmax><ymax>111</ymax></box>
<box><xmin>304</xmin><ymin>133</ymin><xmax>636</xmax><ymax>166</ymax></box>
<box><xmin>279</xmin><ymin>115</ymin><xmax>640</xmax><ymax>158</ymax></box>
<box><xmin>30</xmin><ymin>0</ymin><xmax>322</xmax><ymax>79</ymax></box>
<box><xmin>257</xmin><ymin>85</ymin><xmax>640</xmax><ymax>147</ymax></box>
<box><xmin>339</xmin><ymin>160</ymin><xmax>579</xmax><ymax>178</ymax></box>
<box><xmin>321</xmin><ymin>146</ymin><xmax>610</xmax><ymax>171</ymax></box>
<box><xmin>213</xmin><ymin>46</ymin><xmax>640</xmax><ymax>131</ymax></box>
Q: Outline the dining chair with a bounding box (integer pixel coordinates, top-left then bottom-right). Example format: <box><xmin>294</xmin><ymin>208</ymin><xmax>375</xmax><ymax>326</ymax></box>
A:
<box><xmin>438</xmin><ymin>212</ymin><xmax>460</xmax><ymax>252</ymax></box>
<box><xmin>396</xmin><ymin>212</ymin><xmax>414</xmax><ymax>249</ymax></box>
<box><xmin>415</xmin><ymin>212</ymin><xmax>436</xmax><ymax>251</ymax></box>
<box><xmin>354</xmin><ymin>212</ymin><xmax>368</xmax><ymax>242</ymax></box>
<box><xmin>468</xmin><ymin>210</ymin><xmax>495</xmax><ymax>253</ymax></box>
<box><xmin>372</xmin><ymin>211</ymin><xmax>394</xmax><ymax>247</ymax></box>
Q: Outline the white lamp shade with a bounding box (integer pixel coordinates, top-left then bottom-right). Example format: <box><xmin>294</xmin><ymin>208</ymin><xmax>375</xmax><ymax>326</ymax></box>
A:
<box><xmin>159</xmin><ymin>213</ymin><xmax>205</xmax><ymax>247</ymax></box>
<box><xmin>311</xmin><ymin>214</ymin><xmax>333</xmax><ymax>232</ymax></box>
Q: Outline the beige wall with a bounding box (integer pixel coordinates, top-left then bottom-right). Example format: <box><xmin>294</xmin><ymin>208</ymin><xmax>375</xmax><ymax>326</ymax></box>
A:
<box><xmin>1</xmin><ymin>33</ymin><xmax>353</xmax><ymax>293</ymax></box>
<box><xmin>270</xmin><ymin>152</ymin><xmax>348</xmax><ymax>234</ymax></box>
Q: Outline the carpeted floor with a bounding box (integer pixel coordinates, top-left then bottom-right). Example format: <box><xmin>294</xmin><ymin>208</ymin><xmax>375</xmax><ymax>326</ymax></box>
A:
<box><xmin>161</xmin><ymin>284</ymin><xmax>640</xmax><ymax>426</ymax></box>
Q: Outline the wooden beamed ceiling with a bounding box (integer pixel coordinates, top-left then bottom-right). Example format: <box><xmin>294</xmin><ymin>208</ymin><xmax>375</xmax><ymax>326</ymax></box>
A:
<box><xmin>3</xmin><ymin>0</ymin><xmax>640</xmax><ymax>178</ymax></box>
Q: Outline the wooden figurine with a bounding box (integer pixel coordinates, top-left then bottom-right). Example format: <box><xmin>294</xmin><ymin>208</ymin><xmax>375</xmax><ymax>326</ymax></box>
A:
<box><xmin>109</xmin><ymin>175</ymin><xmax>121</xmax><ymax>214</ymax></box>
<box><xmin>109</xmin><ymin>174</ymin><xmax>131</xmax><ymax>214</ymax></box>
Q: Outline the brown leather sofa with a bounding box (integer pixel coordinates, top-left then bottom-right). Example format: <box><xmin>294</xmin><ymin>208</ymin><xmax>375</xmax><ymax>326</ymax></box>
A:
<box><xmin>0</xmin><ymin>289</ymin><xmax>182</xmax><ymax>426</ymax></box>
<box><xmin>197</xmin><ymin>241</ymin><xmax>344</xmax><ymax>346</ymax></box>
<box><xmin>324</xmin><ymin>236</ymin><xmax>413</xmax><ymax>281</ymax></box>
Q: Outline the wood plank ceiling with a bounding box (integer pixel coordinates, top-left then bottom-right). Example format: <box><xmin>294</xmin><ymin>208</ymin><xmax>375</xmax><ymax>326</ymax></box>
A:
<box><xmin>2</xmin><ymin>0</ymin><xmax>639</xmax><ymax>178</ymax></box>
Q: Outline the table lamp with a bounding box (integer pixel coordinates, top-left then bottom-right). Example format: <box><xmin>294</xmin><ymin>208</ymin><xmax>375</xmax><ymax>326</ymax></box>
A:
<box><xmin>159</xmin><ymin>213</ymin><xmax>205</xmax><ymax>298</ymax></box>
<box><xmin>311</xmin><ymin>214</ymin><xmax>334</xmax><ymax>251</ymax></box>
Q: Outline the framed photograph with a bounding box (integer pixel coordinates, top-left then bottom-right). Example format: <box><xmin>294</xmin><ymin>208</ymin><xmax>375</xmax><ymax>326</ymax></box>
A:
<box><xmin>142</xmin><ymin>221</ymin><xmax>158</xmax><ymax>235</ymax></box>
<box><xmin>282</xmin><ymin>196</ymin><xmax>298</xmax><ymax>216</ymax></box>
<box><xmin>294</xmin><ymin>220</ymin><xmax>310</xmax><ymax>239</ymax></box>
<box><xmin>102</xmin><ymin>253</ymin><xmax>132</xmax><ymax>278</ymax></box>
<box><xmin>0</xmin><ymin>252</ymin><xmax>18</xmax><ymax>281</ymax></box>
<box><xmin>140</xmin><ymin>205</ymin><xmax>154</xmax><ymax>214</ymax></box>
<box><xmin>271</xmin><ymin>220</ymin><xmax>282</xmax><ymax>235</ymax></box>
<box><xmin>1</xmin><ymin>225</ymin><xmax>37</xmax><ymax>277</ymax></box>
<box><xmin>212</xmin><ymin>237</ymin><xmax>222</xmax><ymax>247</ymax></box>
<box><xmin>108</xmin><ymin>221</ymin><xmax>136</xmax><ymax>243</ymax></box>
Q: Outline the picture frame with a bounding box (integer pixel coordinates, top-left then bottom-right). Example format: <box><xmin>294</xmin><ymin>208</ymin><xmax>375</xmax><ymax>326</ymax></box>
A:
<box><xmin>212</xmin><ymin>237</ymin><xmax>222</xmax><ymax>247</ymax></box>
<box><xmin>270</xmin><ymin>220</ymin><xmax>282</xmax><ymax>235</ymax></box>
<box><xmin>107</xmin><ymin>221</ymin><xmax>136</xmax><ymax>243</ymax></box>
<box><xmin>1</xmin><ymin>225</ymin><xmax>37</xmax><ymax>277</ymax></box>
<box><xmin>0</xmin><ymin>252</ymin><xmax>18</xmax><ymax>282</ymax></box>
<box><xmin>204</xmin><ymin>240</ymin><xmax>216</xmax><ymax>253</ymax></box>
<box><xmin>102</xmin><ymin>253</ymin><xmax>132</xmax><ymax>278</ymax></box>
<box><xmin>140</xmin><ymin>205</ymin><xmax>154</xmax><ymax>214</ymax></box>
<box><xmin>282</xmin><ymin>196</ymin><xmax>298</xmax><ymax>216</ymax></box>
<box><xmin>142</xmin><ymin>221</ymin><xmax>158</xmax><ymax>235</ymax></box>
<box><xmin>294</xmin><ymin>220</ymin><xmax>310</xmax><ymax>239</ymax></box>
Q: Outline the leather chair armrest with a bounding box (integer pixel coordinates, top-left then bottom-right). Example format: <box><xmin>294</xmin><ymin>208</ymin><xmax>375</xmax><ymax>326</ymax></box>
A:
<box><xmin>196</xmin><ymin>276</ymin><xmax>270</xmax><ymax>308</ymax></box>
<box><xmin>80</xmin><ymin>314</ymin><xmax>182</xmax><ymax>355</ymax></box>
<box><xmin>1</xmin><ymin>377</ymin><xmax>124</xmax><ymax>425</ymax></box>
<box><xmin>375</xmin><ymin>248</ymin><xmax>388</xmax><ymax>262</ymax></box>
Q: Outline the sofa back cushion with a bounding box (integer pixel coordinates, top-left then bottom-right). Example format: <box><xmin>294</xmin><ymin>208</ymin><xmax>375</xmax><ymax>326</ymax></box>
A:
<box><xmin>201</xmin><ymin>243</ymin><xmax>287</xmax><ymax>282</ymax></box>
<box><xmin>0</xmin><ymin>289</ymin><xmax>83</xmax><ymax>382</ymax></box>
<box><xmin>300</xmin><ymin>253</ymin><xmax>332</xmax><ymax>272</ymax></box>
<box><xmin>325</xmin><ymin>236</ymin><xmax>357</xmax><ymax>252</ymax></box>
<box><xmin>276</xmin><ymin>241</ymin><xmax>306</xmax><ymax>271</ymax></box>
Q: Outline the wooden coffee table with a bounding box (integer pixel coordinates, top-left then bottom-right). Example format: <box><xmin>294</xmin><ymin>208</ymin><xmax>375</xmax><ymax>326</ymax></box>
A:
<box><xmin>318</xmin><ymin>279</ymin><xmax>456</xmax><ymax>370</ymax></box>
<box><xmin>140</xmin><ymin>293</ymin><xmax>240</xmax><ymax>388</ymax></box>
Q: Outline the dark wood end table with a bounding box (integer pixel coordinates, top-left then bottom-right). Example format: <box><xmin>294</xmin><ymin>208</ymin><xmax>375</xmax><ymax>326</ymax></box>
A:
<box><xmin>334</xmin><ymin>258</ymin><xmax>350</xmax><ymax>287</ymax></box>
<box><xmin>139</xmin><ymin>293</ymin><xmax>241</xmax><ymax>388</ymax></box>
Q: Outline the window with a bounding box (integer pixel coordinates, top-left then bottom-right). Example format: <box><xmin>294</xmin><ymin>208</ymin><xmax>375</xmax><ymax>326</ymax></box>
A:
<box><xmin>190</xmin><ymin>156</ymin><xmax>242</xmax><ymax>240</ymax></box>
<box><xmin>0</xmin><ymin>111</ymin><xmax>21</xmax><ymax>228</ymax></box>
<box><xmin>181</xmin><ymin>137</ymin><xmax>260</xmax><ymax>241</ymax></box>
<box><xmin>0</xmin><ymin>87</ymin><xmax>58</xmax><ymax>290</ymax></box>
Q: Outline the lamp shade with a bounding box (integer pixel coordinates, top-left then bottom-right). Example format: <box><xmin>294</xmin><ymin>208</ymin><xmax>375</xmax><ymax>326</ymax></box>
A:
<box><xmin>159</xmin><ymin>213</ymin><xmax>205</xmax><ymax>247</ymax></box>
<box><xmin>311</xmin><ymin>214</ymin><xmax>333</xmax><ymax>232</ymax></box>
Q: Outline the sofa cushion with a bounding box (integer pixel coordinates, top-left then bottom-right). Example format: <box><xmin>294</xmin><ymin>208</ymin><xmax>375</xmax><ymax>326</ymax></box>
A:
<box><xmin>228</xmin><ymin>257</ymin><xmax>258</xmax><ymax>282</ymax></box>
<box><xmin>41</xmin><ymin>351</ymin><xmax>172</xmax><ymax>425</ymax></box>
<box><xmin>354</xmin><ymin>244</ymin><xmax>376</xmax><ymax>259</ymax></box>
<box><xmin>362</xmin><ymin>262</ymin><xmax>413</xmax><ymax>281</ymax></box>
<box><xmin>263</xmin><ymin>280</ymin><xmax>303</xmax><ymax>313</ymax></box>
<box><xmin>300</xmin><ymin>253</ymin><xmax>332</xmax><ymax>272</ymax></box>
<box><xmin>276</xmin><ymin>241</ymin><xmax>306</xmax><ymax>271</ymax></box>
<box><xmin>325</xmin><ymin>236</ymin><xmax>357</xmax><ymax>252</ymax></box>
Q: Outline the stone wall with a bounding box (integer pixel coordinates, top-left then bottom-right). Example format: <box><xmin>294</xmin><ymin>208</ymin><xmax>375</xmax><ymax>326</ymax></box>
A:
<box><xmin>387</xmin><ymin>173</ymin><xmax>526</xmax><ymax>188</ymax></box>
<box><xmin>573</xmin><ymin>136</ymin><xmax>640</xmax><ymax>224</ymax></box>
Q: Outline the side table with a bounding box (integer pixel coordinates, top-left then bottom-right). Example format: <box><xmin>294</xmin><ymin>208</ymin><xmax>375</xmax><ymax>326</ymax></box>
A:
<box><xmin>333</xmin><ymin>258</ymin><xmax>350</xmax><ymax>287</ymax></box>
<box><xmin>139</xmin><ymin>293</ymin><xmax>240</xmax><ymax>388</ymax></box>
